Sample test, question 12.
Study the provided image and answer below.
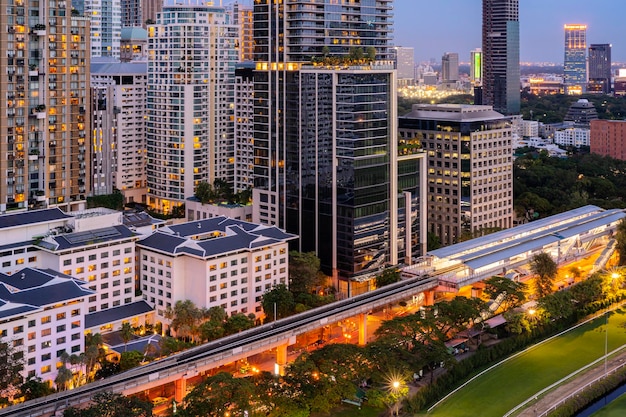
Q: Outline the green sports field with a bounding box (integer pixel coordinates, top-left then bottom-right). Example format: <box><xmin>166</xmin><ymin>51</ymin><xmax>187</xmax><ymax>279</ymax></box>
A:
<box><xmin>425</xmin><ymin>309</ymin><xmax>626</xmax><ymax>417</ymax></box>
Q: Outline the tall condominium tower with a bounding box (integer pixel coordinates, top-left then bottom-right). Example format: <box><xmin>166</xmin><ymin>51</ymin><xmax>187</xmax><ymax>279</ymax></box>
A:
<box><xmin>442</xmin><ymin>52</ymin><xmax>459</xmax><ymax>83</ymax></box>
<box><xmin>482</xmin><ymin>0</ymin><xmax>520</xmax><ymax>115</ymax></box>
<box><xmin>564</xmin><ymin>24</ymin><xmax>587</xmax><ymax>95</ymax></box>
<box><xmin>588</xmin><ymin>43</ymin><xmax>611</xmax><ymax>94</ymax></box>
<box><xmin>253</xmin><ymin>1</ymin><xmax>427</xmax><ymax>295</ymax></box>
<box><xmin>91</xmin><ymin>60</ymin><xmax>147</xmax><ymax>203</ymax></box>
<box><xmin>231</xmin><ymin>1</ymin><xmax>254</xmax><ymax>62</ymax></box>
<box><xmin>399</xmin><ymin>104</ymin><xmax>514</xmax><ymax>246</ymax></box>
<box><xmin>233</xmin><ymin>63</ymin><xmax>254</xmax><ymax>193</ymax></box>
<box><xmin>75</xmin><ymin>0</ymin><xmax>122</xmax><ymax>58</ymax></box>
<box><xmin>1</xmin><ymin>7</ymin><xmax>91</xmax><ymax>213</ymax></box>
<box><xmin>146</xmin><ymin>1</ymin><xmax>238</xmax><ymax>215</ymax></box>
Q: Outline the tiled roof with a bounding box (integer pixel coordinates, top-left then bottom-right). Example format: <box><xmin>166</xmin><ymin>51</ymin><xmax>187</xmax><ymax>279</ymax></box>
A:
<box><xmin>0</xmin><ymin>268</ymin><xmax>93</xmax><ymax>319</ymax></box>
<box><xmin>138</xmin><ymin>218</ymin><xmax>297</xmax><ymax>258</ymax></box>
<box><xmin>85</xmin><ymin>301</ymin><xmax>153</xmax><ymax>329</ymax></box>
<box><xmin>0</xmin><ymin>208</ymin><xmax>71</xmax><ymax>230</ymax></box>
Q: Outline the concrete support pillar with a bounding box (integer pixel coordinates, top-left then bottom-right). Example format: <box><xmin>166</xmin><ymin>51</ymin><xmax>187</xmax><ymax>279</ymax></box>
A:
<box><xmin>275</xmin><ymin>343</ymin><xmax>288</xmax><ymax>376</ymax></box>
<box><xmin>358</xmin><ymin>313</ymin><xmax>368</xmax><ymax>345</ymax></box>
<box><xmin>174</xmin><ymin>378</ymin><xmax>186</xmax><ymax>403</ymax></box>
<box><xmin>424</xmin><ymin>290</ymin><xmax>435</xmax><ymax>306</ymax></box>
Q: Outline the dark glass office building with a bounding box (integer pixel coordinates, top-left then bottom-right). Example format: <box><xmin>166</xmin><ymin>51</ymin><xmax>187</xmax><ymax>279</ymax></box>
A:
<box><xmin>482</xmin><ymin>0</ymin><xmax>520</xmax><ymax>115</ymax></box>
<box><xmin>588</xmin><ymin>43</ymin><xmax>611</xmax><ymax>94</ymax></box>
<box><xmin>252</xmin><ymin>1</ymin><xmax>426</xmax><ymax>295</ymax></box>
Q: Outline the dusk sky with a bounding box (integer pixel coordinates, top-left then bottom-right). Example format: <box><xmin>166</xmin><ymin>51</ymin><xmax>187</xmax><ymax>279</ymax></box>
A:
<box><xmin>394</xmin><ymin>0</ymin><xmax>626</xmax><ymax>64</ymax></box>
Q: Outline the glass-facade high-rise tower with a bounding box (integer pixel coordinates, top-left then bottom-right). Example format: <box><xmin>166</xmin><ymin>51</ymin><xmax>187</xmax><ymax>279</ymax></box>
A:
<box><xmin>588</xmin><ymin>43</ymin><xmax>611</xmax><ymax>94</ymax></box>
<box><xmin>253</xmin><ymin>0</ymin><xmax>426</xmax><ymax>295</ymax></box>
<box><xmin>482</xmin><ymin>0</ymin><xmax>520</xmax><ymax>115</ymax></box>
<box><xmin>564</xmin><ymin>24</ymin><xmax>587</xmax><ymax>95</ymax></box>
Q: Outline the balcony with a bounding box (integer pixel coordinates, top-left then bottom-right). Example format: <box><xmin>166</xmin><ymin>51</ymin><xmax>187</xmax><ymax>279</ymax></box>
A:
<box><xmin>31</xmin><ymin>24</ymin><xmax>46</xmax><ymax>36</ymax></box>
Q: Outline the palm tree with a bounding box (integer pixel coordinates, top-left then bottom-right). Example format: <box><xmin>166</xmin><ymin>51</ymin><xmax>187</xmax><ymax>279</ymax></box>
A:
<box><xmin>83</xmin><ymin>333</ymin><xmax>104</xmax><ymax>381</ymax></box>
<box><xmin>54</xmin><ymin>366</ymin><xmax>72</xmax><ymax>391</ymax></box>
<box><xmin>530</xmin><ymin>252</ymin><xmax>558</xmax><ymax>298</ymax></box>
<box><xmin>120</xmin><ymin>322</ymin><xmax>134</xmax><ymax>352</ymax></box>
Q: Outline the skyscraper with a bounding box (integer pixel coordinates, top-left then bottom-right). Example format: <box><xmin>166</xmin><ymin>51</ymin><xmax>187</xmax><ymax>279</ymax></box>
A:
<box><xmin>253</xmin><ymin>0</ymin><xmax>426</xmax><ymax>295</ymax></box>
<box><xmin>146</xmin><ymin>1</ymin><xmax>238</xmax><ymax>215</ymax></box>
<box><xmin>441</xmin><ymin>52</ymin><xmax>459</xmax><ymax>84</ymax></box>
<box><xmin>564</xmin><ymin>24</ymin><xmax>587</xmax><ymax>95</ymax></box>
<box><xmin>1</xmin><ymin>5</ymin><xmax>91</xmax><ymax>213</ymax></box>
<box><xmin>482</xmin><ymin>0</ymin><xmax>520</xmax><ymax>115</ymax></box>
<box><xmin>588</xmin><ymin>43</ymin><xmax>611</xmax><ymax>94</ymax></box>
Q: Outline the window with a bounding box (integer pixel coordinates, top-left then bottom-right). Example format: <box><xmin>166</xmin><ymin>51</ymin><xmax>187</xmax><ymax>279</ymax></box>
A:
<box><xmin>101</xmin><ymin>252</ymin><xmax>109</xmax><ymax>258</ymax></box>
<box><xmin>75</xmin><ymin>267</ymin><xmax>84</xmax><ymax>274</ymax></box>
<box><xmin>28</xmin><ymin>256</ymin><xmax>37</xmax><ymax>263</ymax></box>
<box><xmin>71</xmin><ymin>309</ymin><xmax>80</xmax><ymax>317</ymax></box>
<box><xmin>41</xmin><ymin>353</ymin><xmax>51</xmax><ymax>361</ymax></box>
<box><xmin>220</xmin><ymin>262</ymin><xmax>227</xmax><ymax>268</ymax></box>
<box><xmin>16</xmin><ymin>258</ymin><xmax>24</xmax><ymax>265</ymax></box>
<box><xmin>113</xmin><ymin>250</ymin><xmax>120</xmax><ymax>256</ymax></box>
<box><xmin>13</xmin><ymin>325</ymin><xmax>23</xmax><ymax>334</ymax></box>
<box><xmin>56</xmin><ymin>325</ymin><xmax>65</xmax><ymax>332</ymax></box>
<box><xmin>76</xmin><ymin>256</ymin><xmax>84</xmax><ymax>263</ymax></box>
<box><xmin>71</xmin><ymin>321</ymin><xmax>80</xmax><ymax>329</ymax></box>
<box><xmin>28</xmin><ymin>332</ymin><xmax>36</xmax><ymax>340</ymax></box>
<box><xmin>41</xmin><ymin>316</ymin><xmax>51</xmax><ymax>324</ymax></box>
<box><xmin>63</xmin><ymin>259</ymin><xmax>72</xmax><ymax>266</ymax></box>
<box><xmin>231</xmin><ymin>259</ymin><xmax>238</xmax><ymax>266</ymax></box>
<box><xmin>71</xmin><ymin>345</ymin><xmax>80</xmax><ymax>353</ymax></box>
<box><xmin>41</xmin><ymin>329</ymin><xmax>52</xmax><ymax>337</ymax></box>
<box><xmin>71</xmin><ymin>333</ymin><xmax>80</xmax><ymax>341</ymax></box>
<box><xmin>41</xmin><ymin>365</ymin><xmax>51</xmax><ymax>374</ymax></box>
<box><xmin>56</xmin><ymin>312</ymin><xmax>66</xmax><ymax>320</ymax></box>
<box><xmin>57</xmin><ymin>336</ymin><xmax>66</xmax><ymax>344</ymax></box>
<box><xmin>28</xmin><ymin>319</ymin><xmax>36</xmax><ymax>328</ymax></box>
<box><xmin>41</xmin><ymin>341</ymin><xmax>51</xmax><ymax>348</ymax></box>
<box><xmin>89</xmin><ymin>254</ymin><xmax>97</xmax><ymax>261</ymax></box>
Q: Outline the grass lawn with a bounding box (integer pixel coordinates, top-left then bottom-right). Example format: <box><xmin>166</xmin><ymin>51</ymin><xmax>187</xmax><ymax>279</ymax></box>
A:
<box><xmin>424</xmin><ymin>308</ymin><xmax>626</xmax><ymax>417</ymax></box>
<box><xmin>592</xmin><ymin>392</ymin><xmax>626</xmax><ymax>416</ymax></box>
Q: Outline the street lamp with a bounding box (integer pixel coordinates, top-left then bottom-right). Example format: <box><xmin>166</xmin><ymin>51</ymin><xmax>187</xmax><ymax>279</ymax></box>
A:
<box><xmin>386</xmin><ymin>373</ymin><xmax>407</xmax><ymax>417</ymax></box>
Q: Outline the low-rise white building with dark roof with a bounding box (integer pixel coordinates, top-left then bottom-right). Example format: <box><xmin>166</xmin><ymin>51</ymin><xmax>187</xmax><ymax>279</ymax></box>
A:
<box><xmin>137</xmin><ymin>217</ymin><xmax>297</xmax><ymax>326</ymax></box>
<box><xmin>0</xmin><ymin>268</ymin><xmax>93</xmax><ymax>383</ymax></box>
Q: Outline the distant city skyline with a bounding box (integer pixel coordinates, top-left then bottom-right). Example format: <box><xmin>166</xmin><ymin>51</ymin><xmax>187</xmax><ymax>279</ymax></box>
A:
<box><xmin>395</xmin><ymin>0</ymin><xmax>626</xmax><ymax>64</ymax></box>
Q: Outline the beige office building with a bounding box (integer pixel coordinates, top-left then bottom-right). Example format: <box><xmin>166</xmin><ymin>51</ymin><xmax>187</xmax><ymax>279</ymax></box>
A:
<box><xmin>399</xmin><ymin>104</ymin><xmax>514</xmax><ymax>246</ymax></box>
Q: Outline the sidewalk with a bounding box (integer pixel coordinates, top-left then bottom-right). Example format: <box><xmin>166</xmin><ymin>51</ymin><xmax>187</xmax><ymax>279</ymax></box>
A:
<box><xmin>516</xmin><ymin>349</ymin><xmax>626</xmax><ymax>417</ymax></box>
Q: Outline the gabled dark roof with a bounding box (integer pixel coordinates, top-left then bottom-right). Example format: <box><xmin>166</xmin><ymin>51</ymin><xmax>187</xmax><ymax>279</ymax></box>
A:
<box><xmin>0</xmin><ymin>268</ymin><xmax>94</xmax><ymax>309</ymax></box>
<box><xmin>137</xmin><ymin>232</ymin><xmax>187</xmax><ymax>253</ymax></box>
<box><xmin>138</xmin><ymin>219</ymin><xmax>297</xmax><ymax>258</ymax></box>
<box><xmin>85</xmin><ymin>300</ymin><xmax>153</xmax><ymax>329</ymax></box>
<box><xmin>0</xmin><ymin>208</ymin><xmax>71</xmax><ymax>230</ymax></box>
<box><xmin>0</xmin><ymin>300</ymin><xmax>39</xmax><ymax>320</ymax></box>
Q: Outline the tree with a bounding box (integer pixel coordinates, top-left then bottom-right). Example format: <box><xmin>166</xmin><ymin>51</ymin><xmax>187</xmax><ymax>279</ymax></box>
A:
<box><xmin>366</xmin><ymin>46</ymin><xmax>376</xmax><ymax>61</ymax></box>
<box><xmin>64</xmin><ymin>391</ymin><xmax>153</xmax><ymax>417</ymax></box>
<box><xmin>288</xmin><ymin>251</ymin><xmax>325</xmax><ymax>294</ymax></box>
<box><xmin>55</xmin><ymin>365</ymin><xmax>73</xmax><ymax>391</ymax></box>
<box><xmin>616</xmin><ymin>218</ymin><xmax>626</xmax><ymax>265</ymax></box>
<box><xmin>199</xmin><ymin>320</ymin><xmax>224</xmax><ymax>342</ymax></box>
<box><xmin>179</xmin><ymin>372</ymin><xmax>256</xmax><ymax>417</ymax></box>
<box><xmin>84</xmin><ymin>333</ymin><xmax>105</xmax><ymax>381</ymax></box>
<box><xmin>119</xmin><ymin>351</ymin><xmax>144</xmax><ymax>371</ymax></box>
<box><xmin>165</xmin><ymin>300</ymin><xmax>202</xmax><ymax>342</ymax></box>
<box><xmin>224</xmin><ymin>313</ymin><xmax>254</xmax><ymax>334</ymax></box>
<box><xmin>195</xmin><ymin>181</ymin><xmax>214</xmax><ymax>204</ymax></box>
<box><xmin>427</xmin><ymin>232</ymin><xmax>441</xmax><ymax>251</ymax></box>
<box><xmin>20</xmin><ymin>376</ymin><xmax>54</xmax><ymax>401</ymax></box>
<box><xmin>0</xmin><ymin>337</ymin><xmax>24</xmax><ymax>405</ymax></box>
<box><xmin>261</xmin><ymin>284</ymin><xmax>295</xmax><ymax>321</ymax></box>
<box><xmin>538</xmin><ymin>290</ymin><xmax>574</xmax><ymax>321</ymax></box>
<box><xmin>120</xmin><ymin>322</ymin><xmax>134</xmax><ymax>352</ymax></box>
<box><xmin>483</xmin><ymin>275</ymin><xmax>527</xmax><ymax>310</ymax></box>
<box><xmin>375</xmin><ymin>267</ymin><xmax>401</xmax><ymax>288</ymax></box>
<box><xmin>530</xmin><ymin>252</ymin><xmax>558</xmax><ymax>298</ymax></box>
